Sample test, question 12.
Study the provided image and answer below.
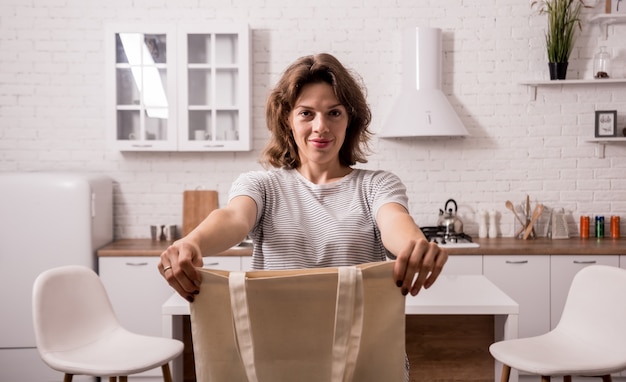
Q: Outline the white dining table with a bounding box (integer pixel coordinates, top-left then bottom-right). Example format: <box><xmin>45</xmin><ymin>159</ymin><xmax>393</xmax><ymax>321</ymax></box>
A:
<box><xmin>162</xmin><ymin>274</ymin><xmax>519</xmax><ymax>382</ymax></box>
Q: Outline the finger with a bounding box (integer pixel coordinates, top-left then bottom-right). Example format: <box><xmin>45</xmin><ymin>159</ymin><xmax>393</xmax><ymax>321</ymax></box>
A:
<box><xmin>401</xmin><ymin>241</ymin><xmax>428</xmax><ymax>295</ymax></box>
<box><xmin>393</xmin><ymin>240</ymin><xmax>420</xmax><ymax>295</ymax></box>
<box><xmin>423</xmin><ymin>249</ymin><xmax>448</xmax><ymax>289</ymax></box>
<box><xmin>407</xmin><ymin>241</ymin><xmax>441</xmax><ymax>295</ymax></box>
<box><xmin>160</xmin><ymin>246</ymin><xmax>200</xmax><ymax>302</ymax></box>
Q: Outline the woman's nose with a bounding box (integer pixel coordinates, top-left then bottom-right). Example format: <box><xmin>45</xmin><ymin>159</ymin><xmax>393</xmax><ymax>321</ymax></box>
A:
<box><xmin>312</xmin><ymin>114</ymin><xmax>329</xmax><ymax>132</ymax></box>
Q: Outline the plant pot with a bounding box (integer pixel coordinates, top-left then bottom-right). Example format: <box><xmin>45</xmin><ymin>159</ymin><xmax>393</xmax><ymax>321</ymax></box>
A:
<box><xmin>548</xmin><ymin>62</ymin><xmax>568</xmax><ymax>80</ymax></box>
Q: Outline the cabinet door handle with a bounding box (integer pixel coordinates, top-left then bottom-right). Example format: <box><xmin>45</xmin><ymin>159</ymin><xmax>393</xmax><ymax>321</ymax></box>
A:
<box><xmin>505</xmin><ymin>260</ymin><xmax>529</xmax><ymax>264</ymax></box>
<box><xmin>125</xmin><ymin>262</ymin><xmax>149</xmax><ymax>266</ymax></box>
<box><xmin>203</xmin><ymin>262</ymin><xmax>219</xmax><ymax>266</ymax></box>
<box><xmin>573</xmin><ymin>260</ymin><xmax>596</xmax><ymax>264</ymax></box>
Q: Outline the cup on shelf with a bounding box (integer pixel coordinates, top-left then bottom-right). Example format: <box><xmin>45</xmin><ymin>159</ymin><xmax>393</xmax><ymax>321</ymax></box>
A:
<box><xmin>194</xmin><ymin>130</ymin><xmax>207</xmax><ymax>141</ymax></box>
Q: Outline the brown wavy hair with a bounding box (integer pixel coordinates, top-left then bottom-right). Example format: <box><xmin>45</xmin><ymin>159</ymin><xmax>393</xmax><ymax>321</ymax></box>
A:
<box><xmin>261</xmin><ymin>53</ymin><xmax>373</xmax><ymax>169</ymax></box>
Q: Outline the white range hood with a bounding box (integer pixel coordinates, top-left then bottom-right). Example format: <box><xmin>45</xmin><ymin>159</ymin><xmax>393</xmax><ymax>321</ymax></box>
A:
<box><xmin>380</xmin><ymin>27</ymin><xmax>468</xmax><ymax>138</ymax></box>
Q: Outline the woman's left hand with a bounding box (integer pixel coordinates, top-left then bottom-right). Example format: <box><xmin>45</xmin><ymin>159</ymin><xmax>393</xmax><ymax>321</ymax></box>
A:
<box><xmin>392</xmin><ymin>239</ymin><xmax>447</xmax><ymax>296</ymax></box>
<box><xmin>377</xmin><ymin>202</ymin><xmax>448</xmax><ymax>296</ymax></box>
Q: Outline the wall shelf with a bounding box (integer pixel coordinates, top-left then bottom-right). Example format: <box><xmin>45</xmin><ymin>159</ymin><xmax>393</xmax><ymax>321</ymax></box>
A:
<box><xmin>519</xmin><ymin>79</ymin><xmax>626</xmax><ymax>100</ymax></box>
<box><xmin>589</xmin><ymin>14</ymin><xmax>626</xmax><ymax>39</ymax></box>
<box><xmin>584</xmin><ymin>137</ymin><xmax>626</xmax><ymax>158</ymax></box>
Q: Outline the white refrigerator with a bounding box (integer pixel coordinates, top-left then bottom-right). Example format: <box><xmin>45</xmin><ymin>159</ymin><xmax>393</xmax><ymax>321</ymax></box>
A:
<box><xmin>0</xmin><ymin>172</ymin><xmax>113</xmax><ymax>382</ymax></box>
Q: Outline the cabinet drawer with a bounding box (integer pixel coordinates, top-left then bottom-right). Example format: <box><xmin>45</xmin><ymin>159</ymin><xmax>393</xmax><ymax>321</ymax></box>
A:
<box><xmin>484</xmin><ymin>255</ymin><xmax>550</xmax><ymax>338</ymax></box>
<box><xmin>442</xmin><ymin>255</ymin><xmax>482</xmax><ymax>275</ymax></box>
<box><xmin>99</xmin><ymin>257</ymin><xmax>173</xmax><ymax>336</ymax></box>
<box><xmin>201</xmin><ymin>256</ymin><xmax>241</xmax><ymax>271</ymax></box>
<box><xmin>550</xmin><ymin>255</ymin><xmax>619</xmax><ymax>328</ymax></box>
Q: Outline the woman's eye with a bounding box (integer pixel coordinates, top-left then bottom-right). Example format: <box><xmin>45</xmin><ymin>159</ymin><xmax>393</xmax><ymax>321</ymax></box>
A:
<box><xmin>329</xmin><ymin>110</ymin><xmax>342</xmax><ymax>117</ymax></box>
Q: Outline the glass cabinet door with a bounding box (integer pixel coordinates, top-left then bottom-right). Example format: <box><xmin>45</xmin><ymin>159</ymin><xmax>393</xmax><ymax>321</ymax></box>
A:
<box><xmin>178</xmin><ymin>24</ymin><xmax>250</xmax><ymax>151</ymax></box>
<box><xmin>106</xmin><ymin>25</ymin><xmax>177</xmax><ymax>151</ymax></box>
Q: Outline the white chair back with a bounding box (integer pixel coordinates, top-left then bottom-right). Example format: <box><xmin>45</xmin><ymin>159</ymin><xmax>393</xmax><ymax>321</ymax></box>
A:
<box><xmin>556</xmin><ymin>265</ymin><xmax>626</xmax><ymax>351</ymax></box>
<box><xmin>32</xmin><ymin>265</ymin><xmax>120</xmax><ymax>358</ymax></box>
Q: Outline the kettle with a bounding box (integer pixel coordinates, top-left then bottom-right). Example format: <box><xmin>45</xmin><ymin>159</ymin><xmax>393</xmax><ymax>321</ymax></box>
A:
<box><xmin>438</xmin><ymin>199</ymin><xmax>464</xmax><ymax>234</ymax></box>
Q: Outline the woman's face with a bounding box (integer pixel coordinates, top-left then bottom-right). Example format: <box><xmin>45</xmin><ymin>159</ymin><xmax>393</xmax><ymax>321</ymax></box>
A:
<box><xmin>289</xmin><ymin>82</ymin><xmax>349</xmax><ymax>168</ymax></box>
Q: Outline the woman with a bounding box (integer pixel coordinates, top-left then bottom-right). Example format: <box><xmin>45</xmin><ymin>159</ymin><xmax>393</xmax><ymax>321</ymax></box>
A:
<box><xmin>159</xmin><ymin>53</ymin><xmax>447</xmax><ymax>303</ymax></box>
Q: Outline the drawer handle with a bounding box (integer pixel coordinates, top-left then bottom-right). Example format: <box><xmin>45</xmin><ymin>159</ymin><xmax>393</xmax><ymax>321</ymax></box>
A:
<box><xmin>505</xmin><ymin>260</ymin><xmax>529</xmax><ymax>264</ymax></box>
<box><xmin>125</xmin><ymin>262</ymin><xmax>149</xmax><ymax>266</ymax></box>
<box><xmin>204</xmin><ymin>262</ymin><xmax>220</xmax><ymax>266</ymax></box>
<box><xmin>573</xmin><ymin>260</ymin><xmax>597</xmax><ymax>264</ymax></box>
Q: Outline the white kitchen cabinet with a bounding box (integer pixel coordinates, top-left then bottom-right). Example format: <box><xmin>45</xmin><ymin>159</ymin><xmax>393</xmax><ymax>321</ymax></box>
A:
<box><xmin>105</xmin><ymin>22</ymin><xmax>250</xmax><ymax>152</ymax></box>
<box><xmin>549</xmin><ymin>255</ymin><xmax>619</xmax><ymax>329</ymax></box>
<box><xmin>442</xmin><ymin>255</ymin><xmax>482</xmax><ymax>275</ymax></box>
<box><xmin>99</xmin><ymin>255</ymin><xmax>243</xmax><ymax>381</ymax></box>
<box><xmin>619</xmin><ymin>255</ymin><xmax>626</xmax><ymax>377</ymax></box>
<box><xmin>483</xmin><ymin>255</ymin><xmax>551</xmax><ymax>339</ymax></box>
<box><xmin>177</xmin><ymin>24</ymin><xmax>251</xmax><ymax>151</ymax></box>
<box><xmin>240</xmin><ymin>255</ymin><xmax>253</xmax><ymax>271</ymax></box>
<box><xmin>201</xmin><ymin>255</ymin><xmax>241</xmax><ymax>271</ymax></box>
<box><xmin>99</xmin><ymin>256</ymin><xmax>175</xmax><ymax>381</ymax></box>
<box><xmin>550</xmin><ymin>255</ymin><xmax>623</xmax><ymax>380</ymax></box>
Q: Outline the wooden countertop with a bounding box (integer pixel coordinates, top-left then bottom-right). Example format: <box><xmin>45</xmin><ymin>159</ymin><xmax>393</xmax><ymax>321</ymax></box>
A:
<box><xmin>454</xmin><ymin>237</ymin><xmax>625</xmax><ymax>256</ymax></box>
<box><xmin>97</xmin><ymin>239</ymin><xmax>252</xmax><ymax>257</ymax></box>
<box><xmin>98</xmin><ymin>237</ymin><xmax>624</xmax><ymax>257</ymax></box>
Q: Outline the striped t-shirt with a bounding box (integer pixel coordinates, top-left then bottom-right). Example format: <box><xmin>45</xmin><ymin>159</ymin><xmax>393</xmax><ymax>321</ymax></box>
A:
<box><xmin>229</xmin><ymin>167</ymin><xmax>409</xmax><ymax>270</ymax></box>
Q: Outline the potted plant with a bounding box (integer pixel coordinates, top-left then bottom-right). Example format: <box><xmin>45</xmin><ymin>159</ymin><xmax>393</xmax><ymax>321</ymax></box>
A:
<box><xmin>531</xmin><ymin>0</ymin><xmax>592</xmax><ymax>80</ymax></box>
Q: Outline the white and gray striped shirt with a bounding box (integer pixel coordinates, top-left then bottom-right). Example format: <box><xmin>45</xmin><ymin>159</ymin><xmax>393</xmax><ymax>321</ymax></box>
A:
<box><xmin>229</xmin><ymin>167</ymin><xmax>409</xmax><ymax>271</ymax></box>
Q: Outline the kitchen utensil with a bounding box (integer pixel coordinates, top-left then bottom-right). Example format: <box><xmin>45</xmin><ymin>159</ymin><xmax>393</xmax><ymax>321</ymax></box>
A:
<box><xmin>437</xmin><ymin>199</ymin><xmax>463</xmax><ymax>234</ymax></box>
<box><xmin>523</xmin><ymin>204</ymin><xmax>544</xmax><ymax>240</ymax></box>
<box><xmin>551</xmin><ymin>209</ymin><xmax>569</xmax><ymax>239</ymax></box>
<box><xmin>525</xmin><ymin>195</ymin><xmax>536</xmax><ymax>238</ymax></box>
<box><xmin>505</xmin><ymin>200</ymin><xmax>525</xmax><ymax>227</ymax></box>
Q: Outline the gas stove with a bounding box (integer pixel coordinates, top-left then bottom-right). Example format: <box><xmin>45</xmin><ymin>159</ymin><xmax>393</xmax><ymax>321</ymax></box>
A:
<box><xmin>420</xmin><ymin>226</ymin><xmax>480</xmax><ymax>248</ymax></box>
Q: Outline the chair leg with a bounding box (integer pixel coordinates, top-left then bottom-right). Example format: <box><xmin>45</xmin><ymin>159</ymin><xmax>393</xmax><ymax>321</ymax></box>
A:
<box><xmin>541</xmin><ymin>377</ymin><xmax>551</xmax><ymax>382</ymax></box>
<box><xmin>500</xmin><ymin>364</ymin><xmax>511</xmax><ymax>382</ymax></box>
<box><xmin>162</xmin><ymin>362</ymin><xmax>173</xmax><ymax>382</ymax></box>
<box><xmin>63</xmin><ymin>374</ymin><xmax>73</xmax><ymax>382</ymax></box>
<box><xmin>563</xmin><ymin>376</ymin><xmax>572</xmax><ymax>382</ymax></box>
<box><xmin>600</xmin><ymin>375</ymin><xmax>612</xmax><ymax>382</ymax></box>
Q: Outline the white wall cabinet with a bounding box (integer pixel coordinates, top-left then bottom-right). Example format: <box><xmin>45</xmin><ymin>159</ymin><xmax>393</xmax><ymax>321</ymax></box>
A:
<box><xmin>483</xmin><ymin>255</ymin><xmax>551</xmax><ymax>339</ymax></box>
<box><xmin>105</xmin><ymin>23</ymin><xmax>251</xmax><ymax>152</ymax></box>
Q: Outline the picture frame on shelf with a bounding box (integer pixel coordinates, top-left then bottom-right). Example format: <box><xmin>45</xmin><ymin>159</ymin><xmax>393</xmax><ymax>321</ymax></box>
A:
<box><xmin>595</xmin><ymin>110</ymin><xmax>617</xmax><ymax>137</ymax></box>
<box><xmin>607</xmin><ymin>0</ymin><xmax>626</xmax><ymax>13</ymax></box>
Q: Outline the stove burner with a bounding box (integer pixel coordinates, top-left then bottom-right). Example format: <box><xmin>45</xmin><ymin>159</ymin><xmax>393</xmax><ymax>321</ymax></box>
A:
<box><xmin>420</xmin><ymin>226</ymin><xmax>474</xmax><ymax>245</ymax></box>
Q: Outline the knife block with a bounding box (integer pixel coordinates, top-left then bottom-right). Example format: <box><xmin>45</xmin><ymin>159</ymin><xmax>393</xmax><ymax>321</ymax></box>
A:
<box><xmin>182</xmin><ymin>190</ymin><xmax>218</xmax><ymax>237</ymax></box>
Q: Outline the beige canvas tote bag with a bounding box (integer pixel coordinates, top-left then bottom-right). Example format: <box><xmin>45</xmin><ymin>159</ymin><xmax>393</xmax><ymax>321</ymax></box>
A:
<box><xmin>189</xmin><ymin>261</ymin><xmax>406</xmax><ymax>382</ymax></box>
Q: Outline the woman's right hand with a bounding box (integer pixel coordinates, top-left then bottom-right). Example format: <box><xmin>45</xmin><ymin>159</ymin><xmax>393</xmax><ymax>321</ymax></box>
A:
<box><xmin>159</xmin><ymin>240</ymin><xmax>204</xmax><ymax>302</ymax></box>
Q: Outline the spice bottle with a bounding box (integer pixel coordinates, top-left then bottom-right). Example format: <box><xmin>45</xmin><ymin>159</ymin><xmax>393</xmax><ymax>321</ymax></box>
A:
<box><xmin>478</xmin><ymin>210</ymin><xmax>488</xmax><ymax>239</ymax></box>
<box><xmin>580</xmin><ymin>216</ymin><xmax>589</xmax><ymax>239</ymax></box>
<box><xmin>593</xmin><ymin>46</ymin><xmax>611</xmax><ymax>79</ymax></box>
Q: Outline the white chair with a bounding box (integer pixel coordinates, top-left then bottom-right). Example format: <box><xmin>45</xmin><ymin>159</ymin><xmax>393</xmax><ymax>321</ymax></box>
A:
<box><xmin>32</xmin><ymin>265</ymin><xmax>184</xmax><ymax>382</ymax></box>
<box><xmin>489</xmin><ymin>265</ymin><xmax>626</xmax><ymax>382</ymax></box>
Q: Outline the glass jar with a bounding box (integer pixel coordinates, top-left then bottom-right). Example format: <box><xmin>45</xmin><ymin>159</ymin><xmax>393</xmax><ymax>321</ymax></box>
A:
<box><xmin>593</xmin><ymin>46</ymin><xmax>611</xmax><ymax>79</ymax></box>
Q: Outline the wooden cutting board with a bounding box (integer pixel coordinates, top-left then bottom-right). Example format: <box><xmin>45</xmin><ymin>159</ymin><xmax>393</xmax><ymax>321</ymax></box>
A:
<box><xmin>182</xmin><ymin>190</ymin><xmax>218</xmax><ymax>237</ymax></box>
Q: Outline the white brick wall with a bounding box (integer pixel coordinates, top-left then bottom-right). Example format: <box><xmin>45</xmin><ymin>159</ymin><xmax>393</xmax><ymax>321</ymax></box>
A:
<box><xmin>1</xmin><ymin>0</ymin><xmax>624</xmax><ymax>239</ymax></box>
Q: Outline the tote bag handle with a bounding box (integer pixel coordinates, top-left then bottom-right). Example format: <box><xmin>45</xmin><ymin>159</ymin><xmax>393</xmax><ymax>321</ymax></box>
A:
<box><xmin>229</xmin><ymin>266</ymin><xmax>365</xmax><ymax>382</ymax></box>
